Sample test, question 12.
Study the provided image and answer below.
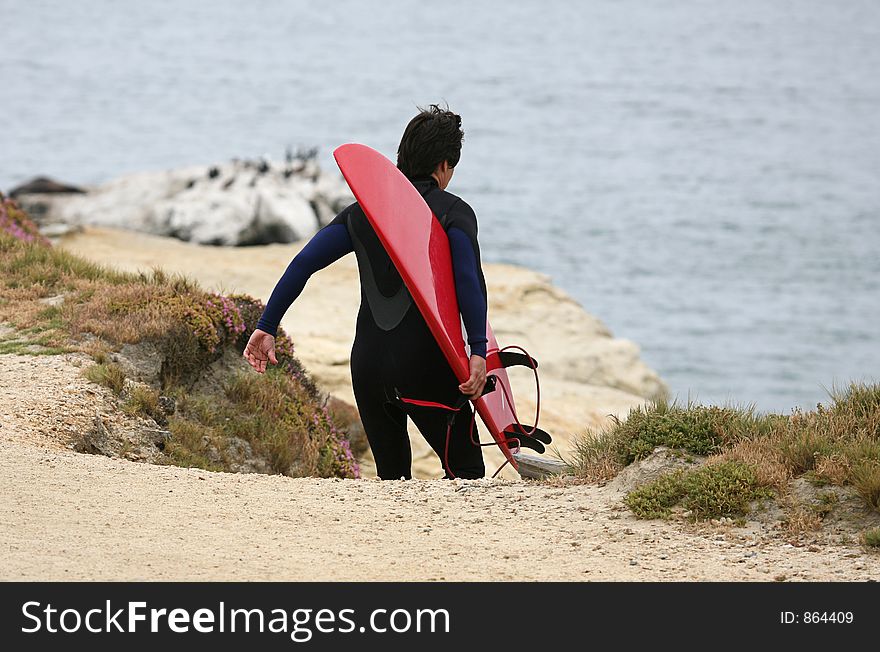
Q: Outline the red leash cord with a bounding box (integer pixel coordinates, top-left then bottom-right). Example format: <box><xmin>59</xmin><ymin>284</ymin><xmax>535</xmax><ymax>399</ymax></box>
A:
<box><xmin>398</xmin><ymin>344</ymin><xmax>541</xmax><ymax>480</ymax></box>
<box><xmin>495</xmin><ymin>344</ymin><xmax>541</xmax><ymax>439</ymax></box>
<box><xmin>446</xmin><ymin>344</ymin><xmax>541</xmax><ymax>480</ymax></box>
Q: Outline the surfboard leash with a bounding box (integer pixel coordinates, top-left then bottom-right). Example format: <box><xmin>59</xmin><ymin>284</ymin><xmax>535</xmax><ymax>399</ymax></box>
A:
<box><xmin>395</xmin><ymin>343</ymin><xmax>545</xmax><ymax>480</ymax></box>
<box><xmin>395</xmin><ymin>380</ymin><xmax>495</xmax><ymax>480</ymax></box>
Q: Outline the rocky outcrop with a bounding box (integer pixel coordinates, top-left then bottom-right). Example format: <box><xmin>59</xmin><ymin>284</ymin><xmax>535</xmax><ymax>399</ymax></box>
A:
<box><xmin>9</xmin><ymin>176</ymin><xmax>85</xmax><ymax>197</ymax></box>
<box><xmin>13</xmin><ymin>157</ymin><xmax>354</xmax><ymax>246</ymax></box>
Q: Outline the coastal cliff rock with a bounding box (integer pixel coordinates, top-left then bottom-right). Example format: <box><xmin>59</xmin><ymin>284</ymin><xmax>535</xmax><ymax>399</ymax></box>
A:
<box><xmin>12</xmin><ymin>158</ymin><xmax>354</xmax><ymax>246</ymax></box>
<box><xmin>484</xmin><ymin>264</ymin><xmax>667</xmax><ymax>401</ymax></box>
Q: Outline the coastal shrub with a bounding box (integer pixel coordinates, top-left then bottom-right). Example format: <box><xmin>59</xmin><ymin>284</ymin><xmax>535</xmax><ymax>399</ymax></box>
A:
<box><xmin>617</xmin><ymin>400</ymin><xmax>723</xmax><ymax>460</ymax></box>
<box><xmin>230</xmin><ymin>293</ymin><xmax>266</xmax><ymax>347</ymax></box>
<box><xmin>1</xmin><ymin>207</ymin><xmax>359</xmax><ymax>479</ymax></box>
<box><xmin>625</xmin><ymin>461</ymin><xmax>771</xmax><ymax>520</ymax></box>
<box><xmin>315</xmin><ymin>405</ymin><xmax>359</xmax><ymax>478</ymax></box>
<box><xmin>228</xmin><ymin>293</ymin><xmax>318</xmax><ymax>398</ymax></box>
<box><xmin>574</xmin><ymin>382</ymin><xmax>880</xmax><ymax>518</ymax></box>
<box><xmin>622</xmin><ymin>471</ymin><xmax>686</xmax><ymax>519</ymax></box>
<box><xmin>569</xmin><ymin>398</ymin><xmax>782</xmax><ymax>480</ymax></box>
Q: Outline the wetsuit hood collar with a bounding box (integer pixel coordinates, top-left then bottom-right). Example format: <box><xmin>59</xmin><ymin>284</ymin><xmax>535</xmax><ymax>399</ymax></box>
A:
<box><xmin>408</xmin><ymin>175</ymin><xmax>439</xmax><ymax>191</ymax></box>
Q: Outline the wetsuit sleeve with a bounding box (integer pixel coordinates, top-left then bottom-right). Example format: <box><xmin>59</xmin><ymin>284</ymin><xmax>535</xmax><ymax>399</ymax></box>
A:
<box><xmin>255</xmin><ymin>222</ymin><xmax>353</xmax><ymax>336</ymax></box>
<box><xmin>448</xmin><ymin>227</ymin><xmax>488</xmax><ymax>359</ymax></box>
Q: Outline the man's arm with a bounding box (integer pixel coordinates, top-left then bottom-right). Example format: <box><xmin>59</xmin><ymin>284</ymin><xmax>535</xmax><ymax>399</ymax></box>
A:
<box><xmin>254</xmin><ymin>223</ymin><xmax>354</xmax><ymax>337</ymax></box>
<box><xmin>448</xmin><ymin>227</ymin><xmax>488</xmax><ymax>359</ymax></box>
<box><xmin>447</xmin><ymin>204</ymin><xmax>489</xmax><ymax>399</ymax></box>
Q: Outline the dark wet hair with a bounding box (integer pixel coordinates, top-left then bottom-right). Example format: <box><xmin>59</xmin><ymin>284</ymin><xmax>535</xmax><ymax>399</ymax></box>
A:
<box><xmin>396</xmin><ymin>104</ymin><xmax>464</xmax><ymax>178</ymax></box>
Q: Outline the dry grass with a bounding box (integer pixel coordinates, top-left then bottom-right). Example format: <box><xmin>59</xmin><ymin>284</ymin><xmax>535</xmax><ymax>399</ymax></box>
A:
<box><xmin>163</xmin><ymin>418</ymin><xmax>226</xmax><ymax>473</ymax></box>
<box><xmin>83</xmin><ymin>362</ymin><xmax>127</xmax><ymax>396</ymax></box>
<box><xmin>122</xmin><ymin>385</ymin><xmax>162</xmax><ymax>422</ymax></box>
<box><xmin>573</xmin><ymin>383</ymin><xmax>880</xmax><ymax>524</ymax></box>
<box><xmin>567</xmin><ymin>432</ymin><xmax>622</xmax><ymax>483</ymax></box>
<box><xmin>80</xmin><ymin>339</ymin><xmax>112</xmax><ymax>365</ymax></box>
<box><xmin>715</xmin><ymin>436</ymin><xmax>791</xmax><ymax>491</ymax></box>
<box><xmin>850</xmin><ymin>461</ymin><xmax>880</xmax><ymax>511</ymax></box>
<box><xmin>779</xmin><ymin>502</ymin><xmax>823</xmax><ymax>539</ymax></box>
<box><xmin>812</xmin><ymin>454</ymin><xmax>851</xmax><ymax>486</ymax></box>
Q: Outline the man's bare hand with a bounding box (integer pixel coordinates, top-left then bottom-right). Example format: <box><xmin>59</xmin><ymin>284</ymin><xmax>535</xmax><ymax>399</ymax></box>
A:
<box><xmin>243</xmin><ymin>329</ymin><xmax>278</xmax><ymax>373</ymax></box>
<box><xmin>459</xmin><ymin>354</ymin><xmax>487</xmax><ymax>399</ymax></box>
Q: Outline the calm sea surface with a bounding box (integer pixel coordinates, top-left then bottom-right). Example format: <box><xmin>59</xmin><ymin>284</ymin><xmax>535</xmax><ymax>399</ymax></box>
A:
<box><xmin>3</xmin><ymin>0</ymin><xmax>879</xmax><ymax>411</ymax></box>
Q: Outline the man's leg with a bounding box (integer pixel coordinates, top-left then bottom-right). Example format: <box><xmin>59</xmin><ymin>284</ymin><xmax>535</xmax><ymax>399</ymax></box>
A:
<box><xmin>409</xmin><ymin>403</ymin><xmax>485</xmax><ymax>479</ymax></box>
<box><xmin>353</xmin><ymin>384</ymin><xmax>412</xmax><ymax>480</ymax></box>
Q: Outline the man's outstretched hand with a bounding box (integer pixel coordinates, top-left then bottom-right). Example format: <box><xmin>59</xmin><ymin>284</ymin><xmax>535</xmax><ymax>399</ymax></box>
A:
<box><xmin>459</xmin><ymin>354</ymin><xmax>487</xmax><ymax>399</ymax></box>
<box><xmin>243</xmin><ymin>329</ymin><xmax>278</xmax><ymax>373</ymax></box>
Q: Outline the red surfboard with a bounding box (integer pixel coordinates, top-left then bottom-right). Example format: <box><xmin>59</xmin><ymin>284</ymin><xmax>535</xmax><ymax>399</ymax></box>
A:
<box><xmin>334</xmin><ymin>143</ymin><xmax>535</xmax><ymax>471</ymax></box>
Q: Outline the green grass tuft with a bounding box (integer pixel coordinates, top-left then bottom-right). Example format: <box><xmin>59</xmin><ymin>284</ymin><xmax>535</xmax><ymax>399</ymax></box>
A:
<box><xmin>122</xmin><ymin>385</ymin><xmax>162</xmax><ymax>422</ymax></box>
<box><xmin>850</xmin><ymin>461</ymin><xmax>880</xmax><ymax>511</ymax></box>
<box><xmin>861</xmin><ymin>527</ymin><xmax>880</xmax><ymax>548</ymax></box>
<box><xmin>163</xmin><ymin>418</ymin><xmax>226</xmax><ymax>473</ymax></box>
<box><xmin>625</xmin><ymin>461</ymin><xmax>772</xmax><ymax>521</ymax></box>
<box><xmin>83</xmin><ymin>362</ymin><xmax>127</xmax><ymax>396</ymax></box>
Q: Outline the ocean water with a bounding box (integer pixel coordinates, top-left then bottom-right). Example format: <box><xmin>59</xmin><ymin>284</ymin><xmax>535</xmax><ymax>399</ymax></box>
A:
<box><xmin>3</xmin><ymin>0</ymin><xmax>879</xmax><ymax>411</ymax></box>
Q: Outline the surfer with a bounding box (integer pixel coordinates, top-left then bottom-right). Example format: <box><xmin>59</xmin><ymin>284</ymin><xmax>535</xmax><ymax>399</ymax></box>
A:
<box><xmin>244</xmin><ymin>105</ymin><xmax>489</xmax><ymax>479</ymax></box>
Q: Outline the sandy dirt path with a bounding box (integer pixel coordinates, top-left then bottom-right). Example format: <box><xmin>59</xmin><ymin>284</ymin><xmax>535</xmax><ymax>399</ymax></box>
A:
<box><xmin>1</xmin><ymin>353</ymin><xmax>876</xmax><ymax>581</ymax></box>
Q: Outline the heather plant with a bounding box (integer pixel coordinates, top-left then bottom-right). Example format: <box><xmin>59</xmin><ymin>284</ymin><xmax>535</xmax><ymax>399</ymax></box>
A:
<box><xmin>0</xmin><ymin>193</ymin><xmax>50</xmax><ymax>245</ymax></box>
<box><xmin>229</xmin><ymin>293</ymin><xmax>318</xmax><ymax>397</ymax></box>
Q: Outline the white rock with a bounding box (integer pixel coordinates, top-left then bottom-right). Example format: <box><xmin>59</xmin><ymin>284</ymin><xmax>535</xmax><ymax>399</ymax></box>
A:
<box><xmin>314</xmin><ymin>172</ymin><xmax>355</xmax><ymax>212</ymax></box>
<box><xmin>151</xmin><ymin>189</ymin><xmax>257</xmax><ymax>246</ymax></box>
<box><xmin>22</xmin><ymin>159</ymin><xmax>352</xmax><ymax>245</ymax></box>
<box><xmin>256</xmin><ymin>189</ymin><xmax>319</xmax><ymax>242</ymax></box>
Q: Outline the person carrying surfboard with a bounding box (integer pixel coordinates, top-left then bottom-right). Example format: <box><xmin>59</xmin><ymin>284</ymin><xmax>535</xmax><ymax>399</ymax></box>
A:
<box><xmin>244</xmin><ymin>105</ymin><xmax>490</xmax><ymax>479</ymax></box>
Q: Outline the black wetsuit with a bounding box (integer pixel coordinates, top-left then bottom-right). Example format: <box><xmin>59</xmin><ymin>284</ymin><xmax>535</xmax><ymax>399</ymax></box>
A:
<box><xmin>256</xmin><ymin>176</ymin><xmax>488</xmax><ymax>479</ymax></box>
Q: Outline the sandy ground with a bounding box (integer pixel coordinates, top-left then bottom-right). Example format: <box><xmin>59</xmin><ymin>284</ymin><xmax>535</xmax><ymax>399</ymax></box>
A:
<box><xmin>2</xmin><ymin>352</ymin><xmax>878</xmax><ymax>581</ymax></box>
